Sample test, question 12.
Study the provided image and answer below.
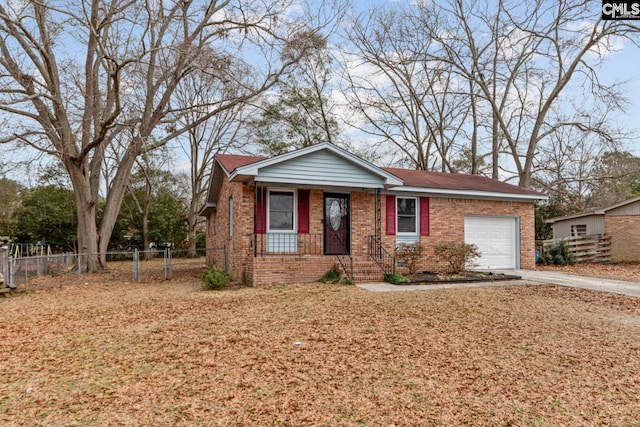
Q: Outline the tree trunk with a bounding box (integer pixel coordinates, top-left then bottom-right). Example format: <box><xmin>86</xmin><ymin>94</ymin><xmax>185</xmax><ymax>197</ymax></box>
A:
<box><xmin>469</xmin><ymin>79</ymin><xmax>478</xmax><ymax>175</ymax></box>
<box><xmin>187</xmin><ymin>202</ymin><xmax>199</xmax><ymax>258</ymax></box>
<box><xmin>97</xmin><ymin>147</ymin><xmax>139</xmax><ymax>268</ymax></box>
<box><xmin>142</xmin><ymin>216</ymin><xmax>151</xmax><ymax>260</ymax></box>
<box><xmin>67</xmin><ymin>163</ymin><xmax>99</xmax><ymax>272</ymax></box>
<box><xmin>142</xmin><ymin>177</ymin><xmax>152</xmax><ymax>261</ymax></box>
<box><xmin>187</xmin><ymin>195</ymin><xmax>198</xmax><ymax>258</ymax></box>
<box><xmin>491</xmin><ymin>111</ymin><xmax>499</xmax><ymax>180</ymax></box>
<box><xmin>187</xmin><ymin>227</ymin><xmax>198</xmax><ymax>258</ymax></box>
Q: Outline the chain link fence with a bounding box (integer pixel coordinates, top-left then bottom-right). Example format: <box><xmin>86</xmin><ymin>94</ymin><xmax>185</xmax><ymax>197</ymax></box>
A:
<box><xmin>1</xmin><ymin>247</ymin><xmax>226</xmax><ymax>288</ymax></box>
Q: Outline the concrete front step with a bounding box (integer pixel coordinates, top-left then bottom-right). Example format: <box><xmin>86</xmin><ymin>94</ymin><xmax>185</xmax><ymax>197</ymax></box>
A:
<box><xmin>353</xmin><ymin>274</ymin><xmax>385</xmax><ymax>282</ymax></box>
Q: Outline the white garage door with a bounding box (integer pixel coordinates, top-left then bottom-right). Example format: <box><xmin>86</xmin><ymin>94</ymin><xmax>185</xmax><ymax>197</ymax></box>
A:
<box><xmin>464</xmin><ymin>216</ymin><xmax>517</xmax><ymax>269</ymax></box>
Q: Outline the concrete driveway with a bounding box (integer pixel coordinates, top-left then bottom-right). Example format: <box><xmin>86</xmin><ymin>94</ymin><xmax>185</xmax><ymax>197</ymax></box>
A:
<box><xmin>496</xmin><ymin>269</ymin><xmax>640</xmax><ymax>298</ymax></box>
<box><xmin>357</xmin><ymin>269</ymin><xmax>640</xmax><ymax>297</ymax></box>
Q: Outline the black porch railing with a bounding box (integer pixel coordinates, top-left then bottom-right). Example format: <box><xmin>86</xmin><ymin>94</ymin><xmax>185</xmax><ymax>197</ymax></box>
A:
<box><xmin>367</xmin><ymin>235</ymin><xmax>396</xmax><ymax>274</ymax></box>
<box><xmin>335</xmin><ymin>252</ymin><xmax>353</xmax><ymax>280</ymax></box>
<box><xmin>252</xmin><ymin>233</ymin><xmax>323</xmax><ymax>256</ymax></box>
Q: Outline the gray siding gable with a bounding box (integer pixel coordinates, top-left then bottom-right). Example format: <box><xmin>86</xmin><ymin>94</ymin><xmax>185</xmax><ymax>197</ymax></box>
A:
<box><xmin>255</xmin><ymin>149</ymin><xmax>387</xmax><ymax>188</ymax></box>
<box><xmin>551</xmin><ymin>214</ymin><xmax>604</xmax><ymax>238</ymax></box>
<box><xmin>606</xmin><ymin>199</ymin><xmax>640</xmax><ymax>216</ymax></box>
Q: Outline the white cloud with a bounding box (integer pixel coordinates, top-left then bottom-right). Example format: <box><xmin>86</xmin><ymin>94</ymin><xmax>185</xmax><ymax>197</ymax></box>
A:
<box><xmin>566</xmin><ymin>21</ymin><xmax>627</xmax><ymax>60</ymax></box>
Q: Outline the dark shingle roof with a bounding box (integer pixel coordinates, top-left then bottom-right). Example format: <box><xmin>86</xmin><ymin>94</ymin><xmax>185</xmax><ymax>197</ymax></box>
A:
<box><xmin>216</xmin><ymin>153</ymin><xmax>265</xmax><ymax>174</ymax></box>
<box><xmin>214</xmin><ymin>153</ymin><xmax>544</xmax><ymax>197</ymax></box>
<box><xmin>383</xmin><ymin>167</ymin><xmax>543</xmax><ymax>196</ymax></box>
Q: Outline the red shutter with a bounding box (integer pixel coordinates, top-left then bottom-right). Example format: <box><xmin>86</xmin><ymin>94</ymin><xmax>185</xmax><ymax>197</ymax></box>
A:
<box><xmin>255</xmin><ymin>189</ymin><xmax>267</xmax><ymax>234</ymax></box>
<box><xmin>420</xmin><ymin>197</ymin><xmax>430</xmax><ymax>236</ymax></box>
<box><xmin>298</xmin><ymin>189</ymin><xmax>310</xmax><ymax>234</ymax></box>
<box><xmin>385</xmin><ymin>195</ymin><xmax>396</xmax><ymax>235</ymax></box>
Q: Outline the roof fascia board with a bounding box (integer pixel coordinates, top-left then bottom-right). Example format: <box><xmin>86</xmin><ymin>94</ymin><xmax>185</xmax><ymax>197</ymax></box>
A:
<box><xmin>546</xmin><ymin>211</ymin><xmax>603</xmax><ymax>224</ymax></box>
<box><xmin>546</xmin><ymin>196</ymin><xmax>640</xmax><ymax>223</ymax></box>
<box><xmin>601</xmin><ymin>195</ymin><xmax>640</xmax><ymax>212</ymax></box>
<box><xmin>198</xmin><ymin>202</ymin><xmax>217</xmax><ymax>217</ymax></box>
<box><xmin>254</xmin><ymin>176</ymin><xmax>385</xmax><ymax>189</ymax></box>
<box><xmin>386</xmin><ymin>186</ymin><xmax>548</xmax><ymax>201</ymax></box>
<box><xmin>202</xmin><ymin>161</ymin><xmax>224</xmax><ymax>205</ymax></box>
<box><xmin>216</xmin><ymin>157</ymin><xmax>233</xmax><ymax>176</ymax></box>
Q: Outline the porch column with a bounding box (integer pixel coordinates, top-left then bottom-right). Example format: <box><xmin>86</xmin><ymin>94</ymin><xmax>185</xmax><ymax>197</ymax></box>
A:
<box><xmin>375</xmin><ymin>188</ymin><xmax>381</xmax><ymax>243</ymax></box>
<box><xmin>253</xmin><ymin>184</ymin><xmax>257</xmax><ymax>257</ymax></box>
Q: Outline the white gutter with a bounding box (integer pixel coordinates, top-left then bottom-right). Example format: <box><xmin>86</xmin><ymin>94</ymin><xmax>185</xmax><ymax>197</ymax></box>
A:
<box><xmin>387</xmin><ymin>186</ymin><xmax>548</xmax><ymax>201</ymax></box>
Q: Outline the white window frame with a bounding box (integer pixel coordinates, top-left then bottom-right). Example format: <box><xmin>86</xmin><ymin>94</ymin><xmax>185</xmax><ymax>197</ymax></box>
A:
<box><xmin>571</xmin><ymin>224</ymin><xmax>587</xmax><ymax>237</ymax></box>
<box><xmin>267</xmin><ymin>188</ymin><xmax>297</xmax><ymax>233</ymax></box>
<box><xmin>396</xmin><ymin>196</ymin><xmax>418</xmax><ymax>235</ymax></box>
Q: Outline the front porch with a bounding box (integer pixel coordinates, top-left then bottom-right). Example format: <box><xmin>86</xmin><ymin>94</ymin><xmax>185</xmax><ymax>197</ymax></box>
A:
<box><xmin>247</xmin><ymin>232</ymin><xmax>395</xmax><ymax>285</ymax></box>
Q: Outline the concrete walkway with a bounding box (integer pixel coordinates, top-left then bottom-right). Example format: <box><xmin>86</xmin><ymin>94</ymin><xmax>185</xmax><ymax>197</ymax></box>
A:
<box><xmin>357</xmin><ymin>269</ymin><xmax>640</xmax><ymax>297</ymax></box>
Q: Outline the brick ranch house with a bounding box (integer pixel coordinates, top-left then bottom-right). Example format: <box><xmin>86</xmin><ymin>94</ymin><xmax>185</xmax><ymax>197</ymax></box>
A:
<box><xmin>200</xmin><ymin>143</ymin><xmax>546</xmax><ymax>286</ymax></box>
<box><xmin>546</xmin><ymin>196</ymin><xmax>640</xmax><ymax>262</ymax></box>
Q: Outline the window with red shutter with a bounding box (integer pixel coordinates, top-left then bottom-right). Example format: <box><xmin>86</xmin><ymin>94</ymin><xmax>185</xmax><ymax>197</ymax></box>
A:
<box><xmin>420</xmin><ymin>197</ymin><xmax>430</xmax><ymax>236</ymax></box>
<box><xmin>298</xmin><ymin>189</ymin><xmax>310</xmax><ymax>234</ymax></box>
<box><xmin>255</xmin><ymin>189</ymin><xmax>267</xmax><ymax>234</ymax></box>
<box><xmin>385</xmin><ymin>195</ymin><xmax>396</xmax><ymax>235</ymax></box>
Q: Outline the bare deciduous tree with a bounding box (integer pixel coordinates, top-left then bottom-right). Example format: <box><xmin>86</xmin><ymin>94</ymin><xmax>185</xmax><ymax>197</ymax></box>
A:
<box><xmin>249</xmin><ymin>14</ymin><xmax>345</xmax><ymax>156</ymax></box>
<box><xmin>585</xmin><ymin>151</ymin><xmax>640</xmax><ymax>207</ymax></box>
<box><xmin>342</xmin><ymin>0</ymin><xmax>638</xmax><ymax>188</ymax></box>
<box><xmin>342</xmin><ymin>5</ymin><xmax>471</xmax><ymax>171</ymax></box>
<box><xmin>172</xmin><ymin>56</ymin><xmax>247</xmax><ymax>257</ymax></box>
<box><xmin>430</xmin><ymin>0</ymin><xmax>639</xmax><ymax>186</ymax></box>
<box><xmin>0</xmin><ymin>0</ymin><xmax>337</xmax><ymax>270</ymax></box>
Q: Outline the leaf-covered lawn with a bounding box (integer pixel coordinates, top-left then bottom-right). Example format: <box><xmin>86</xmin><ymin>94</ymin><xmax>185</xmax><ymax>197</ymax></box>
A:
<box><xmin>1</xmin><ymin>276</ymin><xmax>639</xmax><ymax>426</ymax></box>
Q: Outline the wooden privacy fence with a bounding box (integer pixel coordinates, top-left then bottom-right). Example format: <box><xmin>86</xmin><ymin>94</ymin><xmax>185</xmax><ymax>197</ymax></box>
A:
<box><xmin>542</xmin><ymin>234</ymin><xmax>611</xmax><ymax>263</ymax></box>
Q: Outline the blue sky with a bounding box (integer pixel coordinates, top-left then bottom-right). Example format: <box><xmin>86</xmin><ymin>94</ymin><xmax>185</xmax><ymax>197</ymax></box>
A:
<box><xmin>599</xmin><ymin>47</ymin><xmax>640</xmax><ymax>153</ymax></box>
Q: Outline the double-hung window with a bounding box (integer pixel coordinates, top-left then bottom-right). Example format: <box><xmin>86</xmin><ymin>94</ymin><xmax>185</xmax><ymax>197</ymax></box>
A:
<box><xmin>267</xmin><ymin>190</ymin><xmax>297</xmax><ymax>253</ymax></box>
<box><xmin>386</xmin><ymin>195</ymin><xmax>429</xmax><ymax>239</ymax></box>
<box><xmin>397</xmin><ymin>197</ymin><xmax>417</xmax><ymax>234</ymax></box>
<box><xmin>269</xmin><ymin>191</ymin><xmax>295</xmax><ymax>231</ymax></box>
<box><xmin>570</xmin><ymin>224</ymin><xmax>586</xmax><ymax>237</ymax></box>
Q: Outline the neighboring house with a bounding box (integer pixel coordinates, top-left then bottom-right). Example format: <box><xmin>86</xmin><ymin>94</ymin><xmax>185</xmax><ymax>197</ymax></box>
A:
<box><xmin>200</xmin><ymin>143</ymin><xmax>546</xmax><ymax>286</ymax></box>
<box><xmin>546</xmin><ymin>196</ymin><xmax>640</xmax><ymax>262</ymax></box>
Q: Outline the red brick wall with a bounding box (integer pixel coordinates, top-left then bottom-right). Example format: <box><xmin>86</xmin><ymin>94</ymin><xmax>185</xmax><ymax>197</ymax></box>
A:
<box><xmin>251</xmin><ymin>256</ymin><xmax>337</xmax><ymax>287</ymax></box>
<box><xmin>605</xmin><ymin>216</ymin><xmax>640</xmax><ymax>262</ymax></box>
<box><xmin>384</xmin><ymin>196</ymin><xmax>536</xmax><ymax>273</ymax></box>
<box><xmin>309</xmin><ymin>189</ymin><xmax>324</xmax><ymax>236</ymax></box>
<box><xmin>350</xmin><ymin>191</ymin><xmax>376</xmax><ymax>257</ymax></box>
<box><xmin>205</xmin><ymin>182</ymin><xmax>537</xmax><ymax>285</ymax></box>
<box><xmin>204</xmin><ymin>176</ymin><xmax>249</xmax><ymax>282</ymax></box>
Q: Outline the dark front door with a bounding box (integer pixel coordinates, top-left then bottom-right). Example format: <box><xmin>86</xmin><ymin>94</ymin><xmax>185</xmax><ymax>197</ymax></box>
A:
<box><xmin>324</xmin><ymin>193</ymin><xmax>350</xmax><ymax>255</ymax></box>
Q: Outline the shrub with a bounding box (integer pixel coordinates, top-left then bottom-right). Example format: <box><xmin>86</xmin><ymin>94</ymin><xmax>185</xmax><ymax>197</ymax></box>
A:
<box><xmin>320</xmin><ymin>269</ymin><xmax>354</xmax><ymax>285</ymax></box>
<box><xmin>341</xmin><ymin>276</ymin><xmax>355</xmax><ymax>285</ymax></box>
<box><xmin>539</xmin><ymin>241</ymin><xmax>576</xmax><ymax>265</ymax></box>
<box><xmin>395</xmin><ymin>243</ymin><xmax>424</xmax><ymax>274</ymax></box>
<box><xmin>384</xmin><ymin>272</ymin><xmax>410</xmax><ymax>285</ymax></box>
<box><xmin>434</xmin><ymin>241</ymin><xmax>481</xmax><ymax>274</ymax></box>
<box><xmin>319</xmin><ymin>269</ymin><xmax>341</xmax><ymax>284</ymax></box>
<box><xmin>202</xmin><ymin>266</ymin><xmax>228</xmax><ymax>290</ymax></box>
